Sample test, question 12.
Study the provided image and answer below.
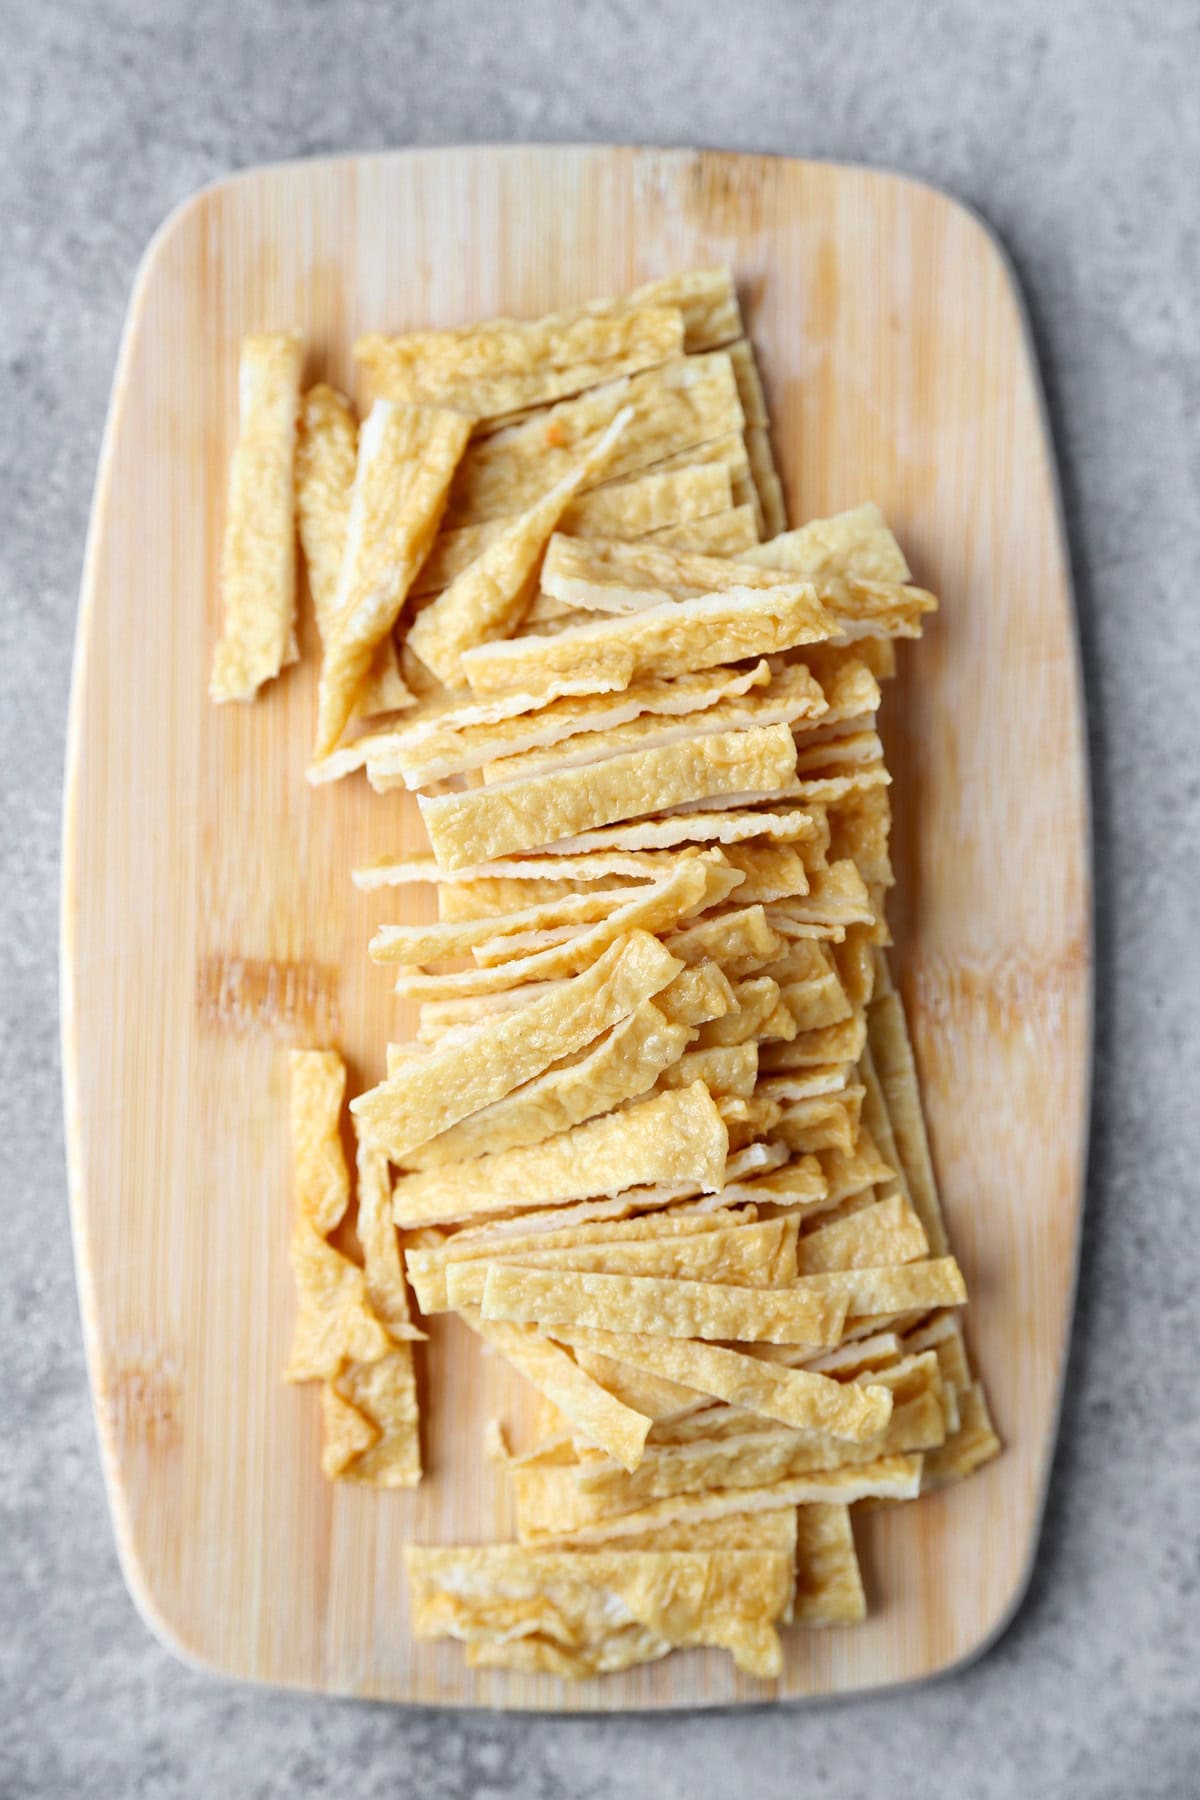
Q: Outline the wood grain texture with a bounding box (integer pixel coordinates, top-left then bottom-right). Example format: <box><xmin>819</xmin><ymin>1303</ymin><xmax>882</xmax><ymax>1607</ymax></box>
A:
<box><xmin>61</xmin><ymin>146</ymin><xmax>1091</xmax><ymax>1709</ymax></box>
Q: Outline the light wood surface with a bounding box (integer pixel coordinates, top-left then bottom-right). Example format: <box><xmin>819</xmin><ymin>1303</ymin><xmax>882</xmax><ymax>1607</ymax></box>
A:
<box><xmin>61</xmin><ymin>146</ymin><xmax>1091</xmax><ymax>1709</ymax></box>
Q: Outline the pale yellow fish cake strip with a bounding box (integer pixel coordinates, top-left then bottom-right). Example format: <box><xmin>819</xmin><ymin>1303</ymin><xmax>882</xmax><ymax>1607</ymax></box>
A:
<box><xmin>353</xmin><ymin>1122</ymin><xmax>426</xmax><ymax>1341</ymax></box>
<box><xmin>453</xmin><ymin>1209</ymin><xmax>798</xmax><ymax>1310</ymax></box>
<box><xmin>551</xmin><ymin>1328</ymin><xmax>892</xmax><ymax>1443</ymax></box>
<box><xmin>726</xmin><ymin>339</ymin><xmax>769</xmax><ymax>428</ymax></box>
<box><xmin>819</xmin><ymin>1131</ymin><xmax>896</xmax><ymax>1203</ymax></box>
<box><xmin>464</xmin><ymin>273</ymin><xmax>741</xmax><ymax>430</ymax></box>
<box><xmin>540</xmin><ymin>808</ymin><xmax>817</xmax><ymax>854</ymax></box>
<box><xmin>716</xmin><ymin>841</ymin><xmax>811</xmax><ymax>904</ymax></box>
<box><xmin>331</xmin><ymin>1347</ymin><xmax>421</xmax><ymax>1487</ymax></box>
<box><xmin>306</xmin><ymin>724</ymin><xmax>418</xmax><ymax>788</ymax></box>
<box><xmin>902</xmin><ymin>1311</ymin><xmax>972</xmax><ymax>1394</ymax></box>
<box><xmin>356</xmin><ymin>844</ymin><xmax>706</xmax><ymax>890</ymax></box>
<box><xmin>438</xmin><ymin>876</ymin><xmax>633</xmax><ymax>929</ymax></box>
<box><xmin>423</xmin><ymin>1197</ymin><xmax>757</xmax><ymax>1261</ymax></box>
<box><xmin>829</xmin><ymin>785</ymin><xmax>894</xmax><ymax>887</ymax></box>
<box><xmin>356</xmin><ymin>304</ymin><xmax>684</xmax><ymax>416</ymax></box>
<box><xmin>419</xmin><ymin>724</ymin><xmax>799</xmax><ymax>869</ymax></box>
<box><xmin>571</xmin><ymin>1347</ymin><xmax>715</xmax><ymax>1427</ymax></box>
<box><xmin>294</xmin><ymin>384</ymin><xmax>410</xmax><ymax>719</ymax></box>
<box><xmin>406</xmin><ymin>1203</ymin><xmax>759</xmax><ymax>1314</ymax></box>
<box><xmin>920</xmin><ymin>1381</ymin><xmax>1001</xmax><ymax>1490</ymax></box>
<box><xmin>468</xmin><ymin>884</ymin><xmax>743</xmax><ymax>967</ymax></box>
<box><xmin>772</xmin><ymin>968</ymin><xmax>853</xmax><ymax>1034</ymax></box>
<box><xmin>804</xmin><ymin>1187</ymin><xmax>880</xmax><ymax>1232</ymax></box>
<box><xmin>607</xmin><ymin>1509</ymin><xmax>798</xmax><ymax>1556</ymax></box>
<box><xmin>513</xmin><ymin>1455</ymin><xmax>923</xmax><ymax>1546</ymax></box>
<box><xmin>460</xmin><ymin>1310</ymin><xmax>652</xmax><ymax>1471</ymax></box>
<box><xmin>284</xmin><ymin>1224</ymin><xmax>392</xmax><ymax>1382</ymax></box>
<box><xmin>757</xmin><ymin>1065</ymin><xmax>852</xmax><ymax>1104</ymax></box>
<box><xmin>739</xmin><ymin>502</ymin><xmax>911</xmax><ymax>583</ymax></box>
<box><xmin>832</xmin><ymin>924</ymin><xmax>880</xmax><ymax>1014</ymax></box>
<box><xmin>369</xmin><ymin>882</ymin><xmax>647</xmax><ymax>965</ymax></box>
<box><xmin>350</xmin><ymin>930</ymin><xmax>680</xmax><ymax>1160</ymax></box>
<box><xmin>795</xmin><ymin>1191</ymin><xmax>929</xmax><ymax>1274</ymax></box>
<box><xmin>559</xmin><ymin>1357</ymin><xmax>945</xmax><ymax>1511</ymax></box>
<box><xmin>762</xmin><ymin>934</ymin><xmax>843</xmax><ymax>986</ymax></box>
<box><xmin>440</xmin><ymin>1142</ymin><xmax>785</xmax><ymax>1245</ymax></box>
<box><xmin>443</xmin><ymin>352</ymin><xmax>743</xmax><ymax>526</ymax></box>
<box><xmin>320</xmin><ymin>1382</ymin><xmax>379</xmax><ymax>1479</ymax></box>
<box><xmin>792</xmin><ymin>1502</ymin><xmax>867</xmax><ymax>1625</ymax></box>
<box><xmin>798</xmin><ymin>1258</ymin><xmax>967</xmax><ymax>1323</ymax></box>
<box><xmin>460</xmin><ymin>586</ymin><xmax>835</xmax><ymax>702</ymax></box>
<box><xmin>480</xmin><ymin>664</ymin><xmax>826</xmax><ymax>785</ymax></box>
<box><xmin>807</xmin><ymin>655</ymin><xmax>883</xmax><ymax>726</ymax></box>
<box><xmin>761</xmin><ymin>999</ymin><xmax>800</xmax><ymax>1041</ymax></box>
<box><xmin>287</xmin><ymin>1050</ymin><xmax>350</xmax><ymax>1234</ymax></box>
<box><xmin>730</xmin><ymin>1156</ymin><xmax>832</xmax><ymax>1214</ymax></box>
<box><xmin>444</xmin><ymin>1219</ymin><xmax>796</xmax><ymax>1311</ymax></box>
<box><xmin>745</xmin><ymin>425</ymin><xmax>788</xmax><ymax>537</ymax></box>
<box><xmin>657</xmin><ymin>1041</ymin><xmax>759</xmax><ymax>1098</ymax></box>
<box><xmin>759</xmin><ymin>1013</ymin><xmax>868</xmax><ymax>1072</ymax></box>
<box><xmin>392</xmin><ymin>1082</ymin><xmax>727</xmax><ymax>1228</ymax></box>
<box><xmin>538</xmin><ymin>531</ymin><xmax>809</xmax><ymax>611</ymax></box>
<box><xmin>635</xmin><ymin>426</ymin><xmax>751</xmax><ymax>485</ymax></box>
<box><xmin>867</xmin><ymin>989</ymin><xmax>951</xmax><ymax>1257</ymax></box>
<box><xmin>765</xmin><ymin>858</ymin><xmax>874</xmax><ymax>929</ymax></box>
<box><xmin>859</xmin><ymin>1038</ymin><xmax>917</xmax><ymax>1219</ymax></box>
<box><xmin>693</xmin><ymin>975</ymin><xmax>790</xmax><ymax>1048</ymax></box>
<box><xmin>802</xmin><ymin>1331</ymin><xmax>905</xmax><ymax>1377</ymax></box>
<box><xmin>400</xmin><ymin>1002</ymin><xmax>691</xmax><ymax>1174</ymax></box>
<box><xmin>405</xmin><ymin>1544</ymin><xmax>790</xmax><ymax>1679</ymax></box>
<box><xmin>411</xmin><ymin>946</ymin><xmax>728</xmax><ymax>1023</ymax></box>
<box><xmin>481</xmin><ymin>1263</ymin><xmax>848</xmax><ymax>1347</ymax></box>
<box><xmin>411</xmin><ymin>463</ymin><xmax>733</xmax><ymax>597</ymax></box>
<box><xmin>776</xmin><ymin>1089</ymin><xmax>865</xmax><ymax>1156</ymax></box>
<box><xmin>648</xmin><ymin>504</ymin><xmax>760</xmax><ymax>556</ymax></box>
<box><xmin>619</xmin><ymin>266</ymin><xmax>742</xmax><ymax>351</ymax></box>
<box><xmin>733</xmin><ymin>463</ymin><xmax>767</xmax><ymax>537</ymax></box>
<box><xmin>663</xmin><ymin>903</ymin><xmax>785</xmax><ymax>976</ymax></box>
<box><xmin>791</xmin><ymin>728</ymin><xmax>883</xmax><ymax>777</ymax></box>
<box><xmin>313</xmin><ymin>401</ymin><xmax>469</xmax><ymax>755</ymax></box>
<box><xmin>368</xmin><ymin>661</ymin><xmax>770</xmax><ymax>788</ymax></box>
<box><xmin>413</xmin><ymin>984</ymin><xmax>568</xmax><ymax>1036</ymax></box>
<box><xmin>390</xmin><ymin>863</ymin><xmax>735</xmax><ymax>1000</ymax></box>
<box><xmin>406</xmin><ymin>408</ymin><xmax>632</xmax><ymax>684</ymax></box>
<box><xmin>678</xmin><ymin>766</ymin><xmax>892</xmax><ymax>819</ymax></box>
<box><xmin>653</xmin><ymin>960</ymin><xmax>736</xmax><ymax>1025</ymax></box>
<box><xmin>538</xmin><ymin>532</ymin><xmax>934</xmax><ymax>640</ymax></box>
<box><xmin>210</xmin><ymin>331</ymin><xmax>304</xmax><ymax>702</ymax></box>
<box><xmin>295</xmin><ymin>383</ymin><xmax>357</xmax><ymax>638</ymax></box>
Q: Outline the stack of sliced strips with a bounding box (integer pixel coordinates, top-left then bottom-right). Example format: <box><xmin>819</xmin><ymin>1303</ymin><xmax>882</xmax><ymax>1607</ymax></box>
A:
<box><xmin>215</xmin><ymin>267</ymin><xmax>1000</xmax><ymax>1684</ymax></box>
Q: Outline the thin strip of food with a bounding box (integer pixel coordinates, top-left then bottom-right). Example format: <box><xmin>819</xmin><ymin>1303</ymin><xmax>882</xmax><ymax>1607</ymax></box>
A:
<box><xmin>313</xmin><ymin>401</ymin><xmax>471</xmax><ymax>755</ymax></box>
<box><xmin>391</xmin><ymin>1082</ymin><xmax>728</xmax><ymax>1228</ymax></box>
<box><xmin>350</xmin><ymin>930</ymin><xmax>681</xmax><ymax>1160</ymax></box>
<box><xmin>356</xmin><ymin>304</ymin><xmax>684</xmax><ymax>417</ymax></box>
<box><xmin>459</xmin><ymin>589</ymin><xmax>835</xmax><ymax>702</ymax></box>
<box><xmin>406</xmin><ymin>406</ymin><xmax>632</xmax><ymax>683</ymax></box>
<box><xmin>294</xmin><ymin>384</ymin><xmax>410</xmax><ymax>717</ymax></box>
<box><xmin>210</xmin><ymin>330</ymin><xmax>304</xmax><ymax>702</ymax></box>
<box><xmin>444</xmin><ymin>352</ymin><xmax>743</xmax><ymax>525</ymax></box>
<box><xmin>418</xmin><ymin>724</ymin><xmax>800</xmax><ymax>869</ymax></box>
<box><xmin>480</xmin><ymin>1264</ymin><xmax>848</xmax><ymax>1346</ymax></box>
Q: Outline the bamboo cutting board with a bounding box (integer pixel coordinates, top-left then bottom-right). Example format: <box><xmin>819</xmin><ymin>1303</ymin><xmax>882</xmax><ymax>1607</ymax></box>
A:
<box><xmin>62</xmin><ymin>146</ymin><xmax>1091</xmax><ymax>1709</ymax></box>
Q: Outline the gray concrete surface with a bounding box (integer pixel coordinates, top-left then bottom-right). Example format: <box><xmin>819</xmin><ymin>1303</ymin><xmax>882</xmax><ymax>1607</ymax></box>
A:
<box><xmin>2</xmin><ymin>0</ymin><xmax>1198</xmax><ymax>1794</ymax></box>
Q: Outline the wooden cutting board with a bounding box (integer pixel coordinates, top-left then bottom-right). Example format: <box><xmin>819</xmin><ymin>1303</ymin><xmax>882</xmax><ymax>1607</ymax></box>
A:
<box><xmin>62</xmin><ymin>146</ymin><xmax>1091</xmax><ymax>1709</ymax></box>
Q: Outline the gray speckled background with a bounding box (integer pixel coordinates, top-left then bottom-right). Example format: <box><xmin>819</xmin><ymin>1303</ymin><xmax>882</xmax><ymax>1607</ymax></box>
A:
<box><xmin>2</xmin><ymin>0</ymin><xmax>1198</xmax><ymax>1794</ymax></box>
